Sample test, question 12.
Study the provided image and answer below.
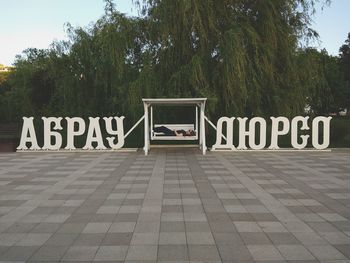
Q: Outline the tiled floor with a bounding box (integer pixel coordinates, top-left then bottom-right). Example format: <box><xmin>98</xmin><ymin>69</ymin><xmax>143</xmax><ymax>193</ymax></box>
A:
<box><xmin>0</xmin><ymin>148</ymin><xmax>349</xmax><ymax>262</ymax></box>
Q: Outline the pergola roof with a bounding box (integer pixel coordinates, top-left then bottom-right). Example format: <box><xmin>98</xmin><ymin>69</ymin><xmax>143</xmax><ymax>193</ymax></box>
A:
<box><xmin>142</xmin><ymin>98</ymin><xmax>207</xmax><ymax>106</ymax></box>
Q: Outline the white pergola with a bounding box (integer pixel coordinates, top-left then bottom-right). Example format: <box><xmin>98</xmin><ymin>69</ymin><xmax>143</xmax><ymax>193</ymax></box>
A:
<box><xmin>142</xmin><ymin>98</ymin><xmax>207</xmax><ymax>155</ymax></box>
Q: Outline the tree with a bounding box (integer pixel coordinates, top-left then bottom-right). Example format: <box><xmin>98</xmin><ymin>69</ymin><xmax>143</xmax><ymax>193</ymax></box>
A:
<box><xmin>339</xmin><ymin>33</ymin><xmax>350</xmax><ymax>112</ymax></box>
<box><xmin>133</xmin><ymin>0</ymin><xmax>331</xmax><ymax>117</ymax></box>
<box><xmin>0</xmin><ymin>0</ymin><xmax>334</xmax><ymax>124</ymax></box>
<box><xmin>299</xmin><ymin>48</ymin><xmax>349</xmax><ymax>115</ymax></box>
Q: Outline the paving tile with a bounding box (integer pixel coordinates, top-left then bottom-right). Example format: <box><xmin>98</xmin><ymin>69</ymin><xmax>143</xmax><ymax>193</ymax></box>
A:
<box><xmin>31</xmin><ymin>222</ymin><xmax>62</xmax><ymax>233</ymax></box>
<box><xmin>1</xmin><ymin>245</ymin><xmax>39</xmax><ymax>261</ymax></box>
<box><xmin>188</xmin><ymin>245</ymin><xmax>221</xmax><ymax>261</ymax></box>
<box><xmin>109</xmin><ymin>222</ymin><xmax>136</xmax><ymax>233</ymax></box>
<box><xmin>334</xmin><ymin>244</ymin><xmax>350</xmax><ymax>258</ymax></box>
<box><xmin>62</xmin><ymin>246</ymin><xmax>99</xmax><ymax>261</ymax></box>
<box><xmin>82</xmin><ymin>222</ymin><xmax>111</xmax><ymax>234</ymax></box>
<box><xmin>320</xmin><ymin>231</ymin><xmax>350</xmax><ymax>244</ymax></box>
<box><xmin>57</xmin><ymin>223</ymin><xmax>87</xmax><ymax>234</ymax></box>
<box><xmin>101</xmin><ymin>233</ymin><xmax>132</xmax><ymax>245</ymax></box>
<box><xmin>212</xmin><ymin>232</ymin><xmax>244</xmax><ymax>245</ymax></box>
<box><xmin>158</xmin><ymin>245</ymin><xmax>189</xmax><ymax>261</ymax></box>
<box><xmin>159</xmin><ymin>232</ymin><xmax>186</xmax><ymax>244</ymax></box>
<box><xmin>277</xmin><ymin>245</ymin><xmax>315</xmax><ymax>260</ymax></box>
<box><xmin>16</xmin><ymin>233</ymin><xmax>52</xmax><ymax>246</ymax></box>
<box><xmin>160</xmin><ymin>221</ymin><xmax>185</xmax><ymax>232</ymax></box>
<box><xmin>30</xmin><ymin>245</ymin><xmax>69</xmax><ymax>261</ymax></box>
<box><xmin>44</xmin><ymin>233</ymin><xmax>78</xmax><ymax>246</ymax></box>
<box><xmin>73</xmin><ymin>233</ymin><xmax>105</xmax><ymax>246</ymax></box>
<box><xmin>307</xmin><ymin>245</ymin><xmax>347</xmax><ymax>260</ymax></box>
<box><xmin>125</xmin><ymin>245</ymin><xmax>158</xmax><ymax>261</ymax></box>
<box><xmin>247</xmin><ymin>245</ymin><xmax>284</xmax><ymax>261</ymax></box>
<box><xmin>186</xmin><ymin>232</ymin><xmax>215</xmax><ymax>244</ymax></box>
<box><xmin>93</xmin><ymin>245</ymin><xmax>128</xmax><ymax>261</ymax></box>
<box><xmin>131</xmin><ymin>232</ymin><xmax>158</xmax><ymax>244</ymax></box>
<box><xmin>267</xmin><ymin>232</ymin><xmax>300</xmax><ymax>245</ymax></box>
<box><xmin>241</xmin><ymin>232</ymin><xmax>272</xmax><ymax>245</ymax></box>
<box><xmin>217</xmin><ymin>244</ymin><xmax>253</xmax><ymax>261</ymax></box>
<box><xmin>1</xmin><ymin>150</ymin><xmax>350</xmax><ymax>262</ymax></box>
<box><xmin>234</xmin><ymin>221</ymin><xmax>262</xmax><ymax>233</ymax></box>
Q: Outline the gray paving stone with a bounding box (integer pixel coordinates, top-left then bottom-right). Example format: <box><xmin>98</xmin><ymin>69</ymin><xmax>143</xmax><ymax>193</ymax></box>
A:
<box><xmin>15</xmin><ymin>233</ymin><xmax>52</xmax><ymax>246</ymax></box>
<box><xmin>241</xmin><ymin>232</ymin><xmax>272</xmax><ymax>245</ymax></box>
<box><xmin>157</xmin><ymin>245</ymin><xmax>189</xmax><ymax>261</ymax></box>
<box><xmin>62</xmin><ymin>245</ymin><xmax>99</xmax><ymax>261</ymax></box>
<box><xmin>131</xmin><ymin>232</ymin><xmax>158</xmax><ymax>245</ymax></box>
<box><xmin>82</xmin><ymin>222</ymin><xmax>111</xmax><ymax>234</ymax></box>
<box><xmin>159</xmin><ymin>232</ymin><xmax>186</xmax><ymax>244</ymax></box>
<box><xmin>1</xmin><ymin>245</ymin><xmax>39</xmax><ymax>261</ymax></box>
<box><xmin>125</xmin><ymin>245</ymin><xmax>158</xmax><ymax>261</ymax></box>
<box><xmin>308</xmin><ymin>244</ymin><xmax>347</xmax><ymax>260</ymax></box>
<box><xmin>73</xmin><ymin>233</ymin><xmax>105</xmax><ymax>246</ymax></box>
<box><xmin>247</xmin><ymin>245</ymin><xmax>284</xmax><ymax>261</ymax></box>
<box><xmin>160</xmin><ymin>221</ymin><xmax>185</xmax><ymax>232</ymax></box>
<box><xmin>217</xmin><ymin>244</ymin><xmax>253</xmax><ymax>261</ymax></box>
<box><xmin>30</xmin><ymin>245</ymin><xmax>69</xmax><ymax>261</ymax></box>
<box><xmin>44</xmin><ymin>233</ymin><xmax>78</xmax><ymax>246</ymax></box>
<box><xmin>188</xmin><ymin>245</ymin><xmax>221</xmax><ymax>261</ymax></box>
<box><xmin>93</xmin><ymin>245</ymin><xmax>128</xmax><ymax>261</ymax></box>
<box><xmin>109</xmin><ymin>222</ymin><xmax>135</xmax><ymax>233</ymax></box>
<box><xmin>1</xmin><ymin>150</ymin><xmax>350</xmax><ymax>262</ymax></box>
<box><xmin>277</xmin><ymin>245</ymin><xmax>315</xmax><ymax>260</ymax></box>
<box><xmin>186</xmin><ymin>232</ymin><xmax>215</xmax><ymax>244</ymax></box>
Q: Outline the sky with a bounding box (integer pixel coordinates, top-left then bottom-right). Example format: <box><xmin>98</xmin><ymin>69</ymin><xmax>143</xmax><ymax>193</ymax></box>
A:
<box><xmin>1</xmin><ymin>0</ymin><xmax>349</xmax><ymax>66</ymax></box>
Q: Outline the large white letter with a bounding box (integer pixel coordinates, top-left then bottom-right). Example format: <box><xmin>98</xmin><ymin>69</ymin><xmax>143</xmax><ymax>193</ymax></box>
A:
<box><xmin>103</xmin><ymin>117</ymin><xmax>125</xmax><ymax>150</ymax></box>
<box><xmin>42</xmin><ymin>117</ymin><xmax>63</xmax><ymax>150</ymax></box>
<box><xmin>291</xmin><ymin>116</ymin><xmax>310</xmax><ymax>149</ymax></box>
<box><xmin>237</xmin><ymin>117</ymin><xmax>249</xmax><ymax>150</ymax></box>
<box><xmin>65</xmin><ymin>117</ymin><xmax>86</xmax><ymax>150</ymax></box>
<box><xmin>212</xmin><ymin>117</ymin><xmax>236</xmax><ymax>150</ymax></box>
<box><xmin>312</xmin><ymin>116</ymin><xmax>332</xmax><ymax>150</ymax></box>
<box><xmin>237</xmin><ymin>117</ymin><xmax>267</xmax><ymax>150</ymax></box>
<box><xmin>83</xmin><ymin>117</ymin><xmax>106</xmax><ymax>150</ymax></box>
<box><xmin>269</xmin><ymin>117</ymin><xmax>290</xmax><ymax>149</ymax></box>
<box><xmin>249</xmin><ymin>117</ymin><xmax>267</xmax><ymax>150</ymax></box>
<box><xmin>17</xmin><ymin>117</ymin><xmax>40</xmax><ymax>150</ymax></box>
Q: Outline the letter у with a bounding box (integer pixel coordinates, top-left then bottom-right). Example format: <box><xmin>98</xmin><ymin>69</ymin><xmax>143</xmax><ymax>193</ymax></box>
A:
<box><xmin>103</xmin><ymin>116</ymin><xmax>125</xmax><ymax>149</ymax></box>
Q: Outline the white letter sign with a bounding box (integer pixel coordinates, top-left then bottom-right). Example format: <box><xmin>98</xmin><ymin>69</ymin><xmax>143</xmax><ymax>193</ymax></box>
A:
<box><xmin>17</xmin><ymin>117</ymin><xmax>40</xmax><ymax>150</ymax></box>
<box><xmin>65</xmin><ymin>117</ymin><xmax>86</xmax><ymax>150</ymax></box>
<box><xmin>42</xmin><ymin>117</ymin><xmax>63</xmax><ymax>150</ymax></box>
<box><xmin>104</xmin><ymin>117</ymin><xmax>125</xmax><ymax>150</ymax></box>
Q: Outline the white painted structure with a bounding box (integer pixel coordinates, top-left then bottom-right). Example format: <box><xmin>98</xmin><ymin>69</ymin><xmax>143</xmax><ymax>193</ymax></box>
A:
<box><xmin>16</xmin><ymin>98</ymin><xmax>333</xmax><ymax>154</ymax></box>
<box><xmin>142</xmin><ymin>98</ymin><xmax>207</xmax><ymax>155</ymax></box>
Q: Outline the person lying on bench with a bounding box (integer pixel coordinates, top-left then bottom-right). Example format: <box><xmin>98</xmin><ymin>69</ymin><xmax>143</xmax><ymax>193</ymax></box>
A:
<box><xmin>154</xmin><ymin>126</ymin><xmax>196</xmax><ymax>136</ymax></box>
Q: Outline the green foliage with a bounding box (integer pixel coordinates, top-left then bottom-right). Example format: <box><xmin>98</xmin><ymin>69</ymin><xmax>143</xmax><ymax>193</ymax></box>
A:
<box><xmin>1</xmin><ymin>0</ymin><xmax>348</xmax><ymax>134</ymax></box>
<box><xmin>297</xmin><ymin>48</ymin><xmax>350</xmax><ymax>115</ymax></box>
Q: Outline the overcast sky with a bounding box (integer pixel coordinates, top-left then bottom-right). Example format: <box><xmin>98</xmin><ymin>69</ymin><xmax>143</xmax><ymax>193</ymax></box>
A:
<box><xmin>1</xmin><ymin>0</ymin><xmax>349</xmax><ymax>66</ymax></box>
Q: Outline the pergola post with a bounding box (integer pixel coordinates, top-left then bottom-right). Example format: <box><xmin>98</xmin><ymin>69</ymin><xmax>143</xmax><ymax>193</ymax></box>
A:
<box><xmin>200</xmin><ymin>102</ymin><xmax>206</xmax><ymax>155</ymax></box>
<box><xmin>143</xmin><ymin>102</ymin><xmax>150</xmax><ymax>155</ymax></box>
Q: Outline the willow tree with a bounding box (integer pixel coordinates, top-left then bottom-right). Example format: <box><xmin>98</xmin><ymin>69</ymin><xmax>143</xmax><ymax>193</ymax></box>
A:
<box><xmin>0</xmin><ymin>0</ymin><xmax>331</xmax><ymax>125</ymax></box>
<box><xmin>131</xmin><ymin>0</ymin><xmax>329</xmax><ymax>118</ymax></box>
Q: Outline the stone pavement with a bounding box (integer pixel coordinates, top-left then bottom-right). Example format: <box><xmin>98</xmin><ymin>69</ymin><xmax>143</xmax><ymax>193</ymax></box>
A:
<box><xmin>0</xmin><ymin>149</ymin><xmax>349</xmax><ymax>262</ymax></box>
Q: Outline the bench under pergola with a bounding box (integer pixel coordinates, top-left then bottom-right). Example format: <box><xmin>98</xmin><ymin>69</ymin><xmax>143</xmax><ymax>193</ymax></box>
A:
<box><xmin>142</xmin><ymin>98</ymin><xmax>207</xmax><ymax>155</ymax></box>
